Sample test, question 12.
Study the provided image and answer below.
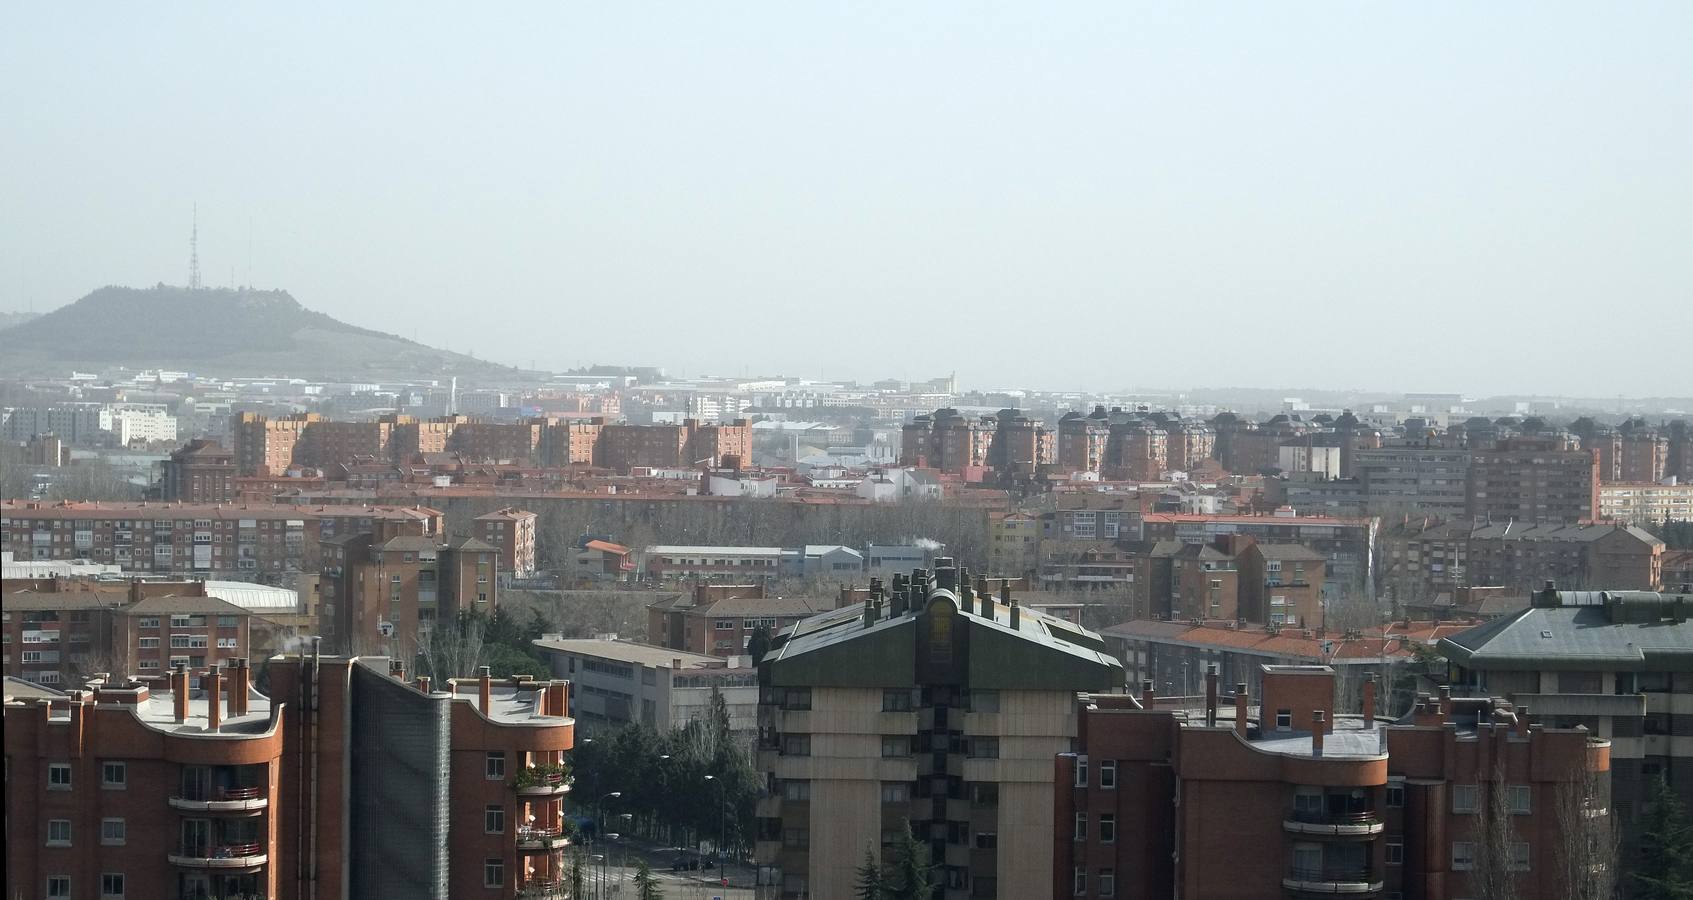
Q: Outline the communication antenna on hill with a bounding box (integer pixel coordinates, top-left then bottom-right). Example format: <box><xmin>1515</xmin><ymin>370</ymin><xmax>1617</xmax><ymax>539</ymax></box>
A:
<box><xmin>188</xmin><ymin>203</ymin><xmax>203</xmax><ymax>290</ymax></box>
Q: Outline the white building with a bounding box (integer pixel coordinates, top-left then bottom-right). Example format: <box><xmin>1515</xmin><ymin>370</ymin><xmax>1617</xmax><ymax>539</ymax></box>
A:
<box><xmin>531</xmin><ymin>636</ymin><xmax>760</xmax><ymax>738</ymax></box>
<box><xmin>1278</xmin><ymin>444</ymin><xmax>1342</xmax><ymax>479</ymax></box>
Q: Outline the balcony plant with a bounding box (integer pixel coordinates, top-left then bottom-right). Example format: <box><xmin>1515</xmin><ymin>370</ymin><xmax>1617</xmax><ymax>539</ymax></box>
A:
<box><xmin>514</xmin><ymin>760</ymin><xmax>572</xmax><ymax>790</ymax></box>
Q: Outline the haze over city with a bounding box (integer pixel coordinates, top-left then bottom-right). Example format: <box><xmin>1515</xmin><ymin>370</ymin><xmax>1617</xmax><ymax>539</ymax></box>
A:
<box><xmin>4</xmin><ymin>3</ymin><xmax>1691</xmax><ymax>396</ymax></box>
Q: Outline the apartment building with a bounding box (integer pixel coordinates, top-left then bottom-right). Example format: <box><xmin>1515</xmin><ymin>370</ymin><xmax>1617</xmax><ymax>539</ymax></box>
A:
<box><xmin>596</xmin><ymin>418</ymin><xmax>752</xmax><ymax>472</ymax></box>
<box><xmin>532</xmin><ymin>636</ymin><xmax>759</xmax><ymax>738</ymax></box>
<box><xmin>231</xmin><ymin>411</ymin><xmax>318</xmax><ymax>476</ymax></box>
<box><xmin>1354</xmin><ymin>443</ymin><xmax>1471</xmax><ymax>517</ymax></box>
<box><xmin>160</xmin><ymin>439</ymin><xmax>239</xmax><ymax>503</ymax></box>
<box><xmin>642</xmin><ymin>545</ymin><xmax>784</xmax><ymax>582</ymax></box>
<box><xmin>1440</xmin><ymin>585</ymin><xmax>1692</xmax><ymax>858</ymax></box>
<box><xmin>318</xmin><ymin>532</ymin><xmax>499</xmax><ymax>658</ymax></box>
<box><xmin>1465</xmin><ymin>522</ymin><xmax>1663</xmax><ymax>593</ymax></box>
<box><xmin>1103</xmin><ymin>418</ymin><xmax>1167</xmax><ymax>482</ymax></box>
<box><xmin>1055</xmin><ymin>409</ymin><xmax>1110</xmax><ymax>475</ymax></box>
<box><xmin>3</xmin><ymin>654</ymin><xmax>576</xmax><ymax>900</ymax></box>
<box><xmin>986</xmin><ymin>512</ymin><xmax>1040</xmax><ymax>581</ymax></box>
<box><xmin>1599</xmin><ymin>480</ymin><xmax>1693</xmax><ymax>524</ymax></box>
<box><xmin>1466</xmin><ymin>435</ymin><xmax>1599</xmax><ymax>524</ymax></box>
<box><xmin>1238</xmin><ymin>543</ymin><xmax>1327</xmax><ymax>628</ymax></box>
<box><xmin>0</xmin><ymin>500</ymin><xmax>442</xmax><ymax>579</ymax></box>
<box><xmin>753</xmin><ymin>566</ymin><xmax>1122</xmax><ymax>899</ymax></box>
<box><xmin>474</xmin><ymin>507</ymin><xmax>538</xmax><ymax>577</ymax></box>
<box><xmin>2</xmin><ymin>578</ymin><xmax>252</xmax><ymax>686</ymax></box>
<box><xmin>1138</xmin><ymin>511</ymin><xmax>1377</xmax><ymax>601</ymax></box>
<box><xmin>1378</xmin><ymin>520</ymin><xmax>1472</xmax><ymax>608</ymax></box>
<box><xmin>1056</xmin><ymin>664</ymin><xmax>1608</xmax><ymax>899</ymax></box>
<box><xmin>647</xmin><ymin>583</ymin><xmax>830</xmax><ymax>658</ymax></box>
<box><xmin>1617</xmin><ymin>422</ymin><xmax>1670</xmax><ymax>484</ymax></box>
<box><xmin>901</xmin><ymin>408</ymin><xmax>997</xmax><ymax>476</ymax></box>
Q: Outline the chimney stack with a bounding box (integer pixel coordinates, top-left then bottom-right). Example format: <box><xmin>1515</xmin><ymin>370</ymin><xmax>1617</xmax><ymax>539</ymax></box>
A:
<box><xmin>1235</xmin><ymin>683</ymin><xmax>1249</xmax><ymax>738</ymax></box>
<box><xmin>1204</xmin><ymin>664</ymin><xmax>1219</xmax><ymax>727</ymax></box>
<box><xmin>417</xmin><ymin>676</ymin><xmax>432</xmax><ymax>694</ymax></box>
<box><xmin>206</xmin><ymin>666</ymin><xmax>222</xmax><ymax>732</ymax></box>
<box><xmin>1514</xmin><ymin>705</ymin><xmax>1530</xmax><ymax>736</ymax></box>
<box><xmin>230</xmin><ymin>658</ymin><xmax>249</xmax><ymax>716</ymax></box>
<box><xmin>172</xmin><ymin>663</ymin><xmax>190</xmax><ymax>724</ymax></box>
<box><xmin>478</xmin><ymin>666</ymin><xmax>493</xmax><ymax>715</ymax></box>
<box><xmin>546</xmin><ymin>682</ymin><xmax>568</xmax><ymax>718</ymax></box>
<box><xmin>1363</xmin><ymin>674</ymin><xmax>1377</xmax><ymax>727</ymax></box>
<box><xmin>1009</xmin><ymin>599</ymin><xmax>1020</xmax><ymax>630</ymax></box>
<box><xmin>1312</xmin><ymin>710</ymin><xmax>1326</xmax><ymax>757</ymax></box>
<box><xmin>389</xmin><ymin>659</ymin><xmax>405</xmax><ymax>680</ymax></box>
<box><xmin>1141</xmin><ymin>680</ymin><xmax>1156</xmax><ymax>708</ymax></box>
<box><xmin>1438</xmin><ymin>685</ymin><xmax>1452</xmax><ymax>721</ymax></box>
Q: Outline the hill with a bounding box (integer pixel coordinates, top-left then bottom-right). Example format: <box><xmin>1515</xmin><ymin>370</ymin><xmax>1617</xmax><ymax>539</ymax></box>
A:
<box><xmin>0</xmin><ymin>311</ymin><xmax>39</xmax><ymax>331</ymax></box>
<box><xmin>0</xmin><ymin>285</ymin><xmax>525</xmax><ymax>379</ymax></box>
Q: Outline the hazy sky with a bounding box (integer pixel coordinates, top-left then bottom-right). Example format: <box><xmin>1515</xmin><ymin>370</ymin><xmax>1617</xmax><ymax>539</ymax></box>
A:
<box><xmin>3</xmin><ymin>4</ymin><xmax>1689</xmax><ymax>396</ymax></box>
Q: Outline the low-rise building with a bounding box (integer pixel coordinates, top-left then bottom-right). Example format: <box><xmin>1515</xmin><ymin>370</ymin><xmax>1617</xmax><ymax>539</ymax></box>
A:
<box><xmin>1599</xmin><ymin>480</ymin><xmax>1693</xmax><ymax>524</ymax></box>
<box><xmin>474</xmin><ymin>507</ymin><xmax>538</xmax><ymax>577</ymax></box>
<box><xmin>647</xmin><ymin>584</ymin><xmax>830</xmax><ymax>658</ymax></box>
<box><xmin>532</xmin><ymin>635</ymin><xmax>759</xmax><ymax>738</ymax></box>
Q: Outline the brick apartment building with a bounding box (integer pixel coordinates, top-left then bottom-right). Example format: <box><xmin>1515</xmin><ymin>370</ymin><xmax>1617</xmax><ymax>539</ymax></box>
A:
<box><xmin>1238</xmin><ymin>542</ymin><xmax>1327</xmax><ymax>628</ymax></box>
<box><xmin>752</xmin><ymin>567</ymin><xmax>1122</xmax><ymax>899</ymax></box>
<box><xmin>1466</xmin><ymin>435</ymin><xmax>1600</xmax><ymax>524</ymax></box>
<box><xmin>595</xmin><ymin>418</ymin><xmax>752</xmax><ymax>472</ymax></box>
<box><xmin>1056</xmin><ymin>408</ymin><xmax>1110</xmax><ymax>474</ymax></box>
<box><xmin>319</xmin><ymin>531</ymin><xmax>499</xmax><ymax>659</ymax></box>
<box><xmin>1465</xmin><ymin>522</ymin><xmax>1663</xmax><ymax>593</ymax></box>
<box><xmin>2</xmin><ymin>578</ymin><xmax>253</xmax><ymax>687</ymax></box>
<box><xmin>160</xmin><ymin>440</ymin><xmax>239</xmax><ymax>503</ymax></box>
<box><xmin>474</xmin><ymin>507</ymin><xmax>538</xmax><ymax>577</ymax></box>
<box><xmin>1</xmin><ymin>500</ymin><xmax>443</xmax><ymax>580</ymax></box>
<box><xmin>3</xmin><ymin>653</ymin><xmax>575</xmax><ymax>900</ymax></box>
<box><xmin>1138</xmin><ymin>511</ymin><xmax>1377</xmax><ymax>601</ymax></box>
<box><xmin>1056</xmin><ymin>664</ymin><xmax>1608</xmax><ymax>899</ymax></box>
<box><xmin>647</xmin><ymin>583</ymin><xmax>830</xmax><ymax>658</ymax></box>
<box><xmin>1440</xmin><ymin>585</ymin><xmax>1692</xmax><ymax>860</ymax></box>
<box><xmin>900</xmin><ymin>408</ymin><xmax>997</xmax><ymax>476</ymax></box>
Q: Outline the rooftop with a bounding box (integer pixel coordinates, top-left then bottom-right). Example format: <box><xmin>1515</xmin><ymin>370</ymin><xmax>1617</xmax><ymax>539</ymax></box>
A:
<box><xmin>532</xmin><ymin>637</ymin><xmax>726</xmax><ymax>670</ymax></box>
<box><xmin>1441</xmin><ymin>589</ymin><xmax>1692</xmax><ymax>671</ymax></box>
<box><xmin>646</xmin><ymin>545</ymin><xmax>784</xmax><ymax>556</ymax></box>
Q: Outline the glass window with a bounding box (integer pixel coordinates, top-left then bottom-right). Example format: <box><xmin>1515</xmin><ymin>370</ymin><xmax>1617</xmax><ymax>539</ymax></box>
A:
<box><xmin>101</xmin><ymin>818</ymin><xmax>126</xmax><ymax>845</ymax></box>
<box><xmin>1507</xmin><ymin>784</ymin><xmax>1531</xmax><ymax>814</ymax></box>
<box><xmin>48</xmin><ymin>763</ymin><xmax>72</xmax><ymax>790</ymax></box>
<box><xmin>47</xmin><ymin>877</ymin><xmax>70</xmax><ymax>899</ymax></box>
<box><xmin>1100</xmin><ymin>760</ymin><xmax>1117</xmax><ymax>790</ymax></box>
<box><xmin>880</xmin><ymin>782</ymin><xmax>909</xmax><ymax>804</ymax></box>
<box><xmin>1072</xmin><ymin>866</ymin><xmax>1086</xmax><ymax>896</ymax></box>
<box><xmin>882</xmin><ymin>689</ymin><xmax>913</xmax><ymax>712</ymax></box>
<box><xmin>102</xmin><ymin>761</ymin><xmax>126</xmax><ymax>789</ymax></box>
<box><xmin>1275</xmin><ymin>709</ymin><xmax>1292</xmax><ymax>730</ymax></box>
<box><xmin>1385</xmin><ymin>783</ymin><xmax>1404</xmax><ymax>808</ymax></box>
<box><xmin>1453</xmin><ymin>784</ymin><xmax>1479</xmax><ymax>814</ymax></box>
<box><xmin>1099</xmin><ymin>813</ymin><xmax>1116</xmax><ymax>844</ymax></box>
<box><xmin>1510</xmin><ymin>841</ymin><xmax>1530</xmax><ymax>871</ymax></box>
<box><xmin>100</xmin><ymin>873</ymin><xmax>124</xmax><ymax>899</ymax></box>
<box><xmin>783</xmin><ymin>780</ymin><xmax>812</xmax><ymax>802</ymax></box>
<box><xmin>1452</xmin><ymin>841</ymin><xmax>1475</xmax><ymax>870</ymax></box>
<box><xmin>47</xmin><ymin>819</ymin><xmax>72</xmax><ymax>846</ymax></box>
<box><xmin>1073</xmin><ymin>812</ymin><xmax>1087</xmax><ymax>841</ymax></box>
<box><xmin>483</xmin><ymin>859</ymin><xmax>503</xmax><ymax>888</ymax></box>
<box><xmin>1099</xmin><ymin>869</ymin><xmax>1116</xmax><ymax>897</ymax></box>
<box><xmin>485</xmin><ymin>752</ymin><xmax>505</xmax><ymax>780</ymax></box>
<box><xmin>974</xmin><ymin>831</ymin><xmax>997</xmax><ymax>850</ymax></box>
<box><xmin>485</xmin><ymin>805</ymin><xmax>504</xmax><ymax>833</ymax></box>
<box><xmin>1386</xmin><ymin>840</ymin><xmax>1404</xmax><ymax>865</ymax></box>
<box><xmin>881</xmin><ymin>736</ymin><xmax>913</xmax><ymax>758</ymax></box>
<box><xmin>1075</xmin><ymin>755</ymin><xmax>1089</xmax><ymax>788</ymax></box>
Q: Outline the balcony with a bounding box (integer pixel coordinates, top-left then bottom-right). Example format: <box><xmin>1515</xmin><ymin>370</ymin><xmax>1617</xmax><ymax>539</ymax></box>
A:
<box><xmin>516</xmin><ymin>825</ymin><xmax>572</xmax><ymax>853</ymax></box>
<box><xmin>514</xmin><ymin>766</ymin><xmax>571</xmax><ymax>797</ymax></box>
<box><xmin>171</xmin><ymin>786</ymin><xmax>268</xmax><ymax>813</ymax></box>
<box><xmin>1282</xmin><ymin>867</ymin><xmax>1382</xmax><ymax>894</ymax></box>
<box><xmin>1283</xmin><ymin>810</ymin><xmax>1384</xmax><ymax>837</ymax></box>
<box><xmin>1512</xmin><ymin>692</ymin><xmax>1646</xmax><ymax>718</ymax></box>
<box><xmin>517</xmin><ymin>881</ymin><xmax>568</xmax><ymax>899</ymax></box>
<box><xmin>169</xmin><ymin>842</ymin><xmax>268</xmax><ymax>869</ymax></box>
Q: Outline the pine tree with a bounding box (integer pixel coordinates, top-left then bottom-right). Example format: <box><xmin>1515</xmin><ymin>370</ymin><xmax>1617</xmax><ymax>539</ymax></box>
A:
<box><xmin>887</xmin><ymin>820</ymin><xmax>936</xmax><ymax>900</ymax></box>
<box><xmin>855</xmin><ymin>845</ymin><xmax>887</xmax><ymax>900</ymax></box>
<box><xmin>1635</xmin><ymin>776</ymin><xmax>1693</xmax><ymax>900</ymax></box>
<box><xmin>633</xmin><ymin>858</ymin><xmax>665</xmax><ymax>900</ymax></box>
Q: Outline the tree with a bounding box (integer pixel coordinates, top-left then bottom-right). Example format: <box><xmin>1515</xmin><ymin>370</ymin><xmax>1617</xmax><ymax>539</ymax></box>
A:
<box><xmin>1555</xmin><ymin>765</ymin><xmax>1620</xmax><ymax>900</ymax></box>
<box><xmin>854</xmin><ymin>845</ymin><xmax>887</xmax><ymax>900</ymax></box>
<box><xmin>566</xmin><ymin>848</ymin><xmax>586</xmax><ymax>899</ymax></box>
<box><xmin>746</xmin><ymin>624</ymin><xmax>773</xmax><ymax>665</ymax></box>
<box><xmin>1634</xmin><ymin>775</ymin><xmax>1693</xmax><ymax>900</ymax></box>
<box><xmin>632</xmin><ymin>859</ymin><xmax>664</xmax><ymax>900</ymax></box>
<box><xmin>483</xmin><ymin>643</ymin><xmax>548</xmax><ymax>679</ymax></box>
<box><xmin>417</xmin><ymin>610</ymin><xmax>486</xmax><ymax>682</ymax></box>
<box><xmin>1470</xmin><ymin>761</ymin><xmax>1522</xmax><ymax>900</ymax></box>
<box><xmin>886</xmin><ymin>820</ymin><xmax>935</xmax><ymax>900</ymax></box>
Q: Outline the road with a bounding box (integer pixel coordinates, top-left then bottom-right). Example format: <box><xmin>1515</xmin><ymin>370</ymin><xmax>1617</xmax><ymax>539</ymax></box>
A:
<box><xmin>577</xmin><ymin>835</ymin><xmax>763</xmax><ymax>900</ymax></box>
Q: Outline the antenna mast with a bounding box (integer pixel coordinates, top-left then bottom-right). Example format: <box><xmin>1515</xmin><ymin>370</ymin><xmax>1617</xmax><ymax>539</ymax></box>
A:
<box><xmin>188</xmin><ymin>204</ymin><xmax>203</xmax><ymax>290</ymax></box>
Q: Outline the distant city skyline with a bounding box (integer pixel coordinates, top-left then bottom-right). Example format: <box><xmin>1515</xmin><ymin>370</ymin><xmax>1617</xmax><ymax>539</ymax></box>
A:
<box><xmin>3</xmin><ymin>3</ymin><xmax>1690</xmax><ymax>397</ymax></box>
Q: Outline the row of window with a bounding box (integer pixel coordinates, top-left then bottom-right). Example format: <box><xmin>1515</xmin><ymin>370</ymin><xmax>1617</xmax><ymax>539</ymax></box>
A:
<box><xmin>44</xmin><ymin>816</ymin><xmax>128</xmax><ymax>847</ymax></box>
<box><xmin>37</xmin><ymin>874</ymin><xmax>125</xmax><ymax>899</ymax></box>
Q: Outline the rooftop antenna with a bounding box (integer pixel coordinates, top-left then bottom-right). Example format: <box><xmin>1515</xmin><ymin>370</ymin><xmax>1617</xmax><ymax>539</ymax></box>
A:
<box><xmin>188</xmin><ymin>203</ymin><xmax>202</xmax><ymax>290</ymax></box>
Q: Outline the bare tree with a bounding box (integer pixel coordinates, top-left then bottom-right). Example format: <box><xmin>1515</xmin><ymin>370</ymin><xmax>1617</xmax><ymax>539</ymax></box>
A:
<box><xmin>1470</xmin><ymin>759</ymin><xmax>1523</xmax><ymax>900</ymax></box>
<box><xmin>417</xmin><ymin>611</ymin><xmax>486</xmax><ymax>683</ymax></box>
<box><xmin>1555</xmin><ymin>764</ymin><xmax>1620</xmax><ymax>900</ymax></box>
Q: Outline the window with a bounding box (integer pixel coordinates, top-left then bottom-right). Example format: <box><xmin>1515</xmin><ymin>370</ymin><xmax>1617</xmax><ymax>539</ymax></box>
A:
<box><xmin>969</xmin><ymin>737</ymin><xmax>1000</xmax><ymax>759</ymax></box>
<box><xmin>483</xmin><ymin>859</ymin><xmax>503</xmax><ymax>888</ymax></box>
<box><xmin>1099</xmin><ymin>813</ymin><xmax>1116</xmax><ymax>844</ymax></box>
<box><xmin>1073</xmin><ymin>866</ymin><xmax>1086</xmax><ymax>896</ymax></box>
<box><xmin>139</xmin><ymin>637</ymin><xmax>160</xmax><ymax>649</ymax></box>
<box><xmin>783</xmin><ymin>780</ymin><xmax>812</xmax><ymax>802</ymax></box>
<box><xmin>783</xmin><ymin>827</ymin><xmax>810</xmax><ymax>850</ymax></box>
<box><xmin>1099</xmin><ymin>868</ymin><xmax>1116</xmax><ymax>897</ymax></box>
<box><xmin>882</xmin><ymin>689</ymin><xmax>913</xmax><ymax>712</ymax></box>
<box><xmin>46</xmin><ymin>877</ymin><xmax>69</xmax><ymax>899</ymax></box>
<box><xmin>1386</xmin><ymin>782</ymin><xmax>1405</xmax><ymax>808</ymax></box>
<box><xmin>881</xmin><ymin>736</ymin><xmax>913</xmax><ymax>758</ymax></box>
<box><xmin>100</xmin><ymin>873</ymin><xmax>124</xmax><ymax>899</ymax></box>
<box><xmin>778</xmin><ymin>687</ymin><xmax>812</xmax><ymax>710</ymax></box>
<box><xmin>974</xmin><ymin>831</ymin><xmax>997</xmax><ymax>850</ymax></box>
<box><xmin>782</xmin><ymin>735</ymin><xmax>811</xmax><ymax>757</ymax></box>
<box><xmin>101</xmin><ymin>818</ymin><xmax>125</xmax><ymax>845</ymax></box>
<box><xmin>1453</xmin><ymin>784</ymin><xmax>1479</xmax><ymax>814</ymax></box>
<box><xmin>1386</xmin><ymin>840</ymin><xmax>1404</xmax><ymax>865</ymax></box>
<box><xmin>48</xmin><ymin>763</ymin><xmax>72</xmax><ymax>790</ymax></box>
<box><xmin>217</xmin><ymin>615</ymin><xmax>239</xmax><ymax>627</ymax></box>
<box><xmin>1507</xmin><ymin>784</ymin><xmax>1531</xmax><ymax>814</ymax></box>
<box><xmin>1075</xmin><ymin>755</ymin><xmax>1089</xmax><ymax>787</ymax></box>
<box><xmin>1100</xmin><ymin>760</ymin><xmax>1117</xmax><ymax>790</ymax></box>
<box><xmin>484</xmin><ymin>805</ymin><xmax>505</xmax><ymax>833</ymax></box>
<box><xmin>1073</xmin><ymin>812</ymin><xmax>1087</xmax><ymax>841</ymax></box>
<box><xmin>1510</xmin><ymin>841</ymin><xmax>1530</xmax><ymax>871</ymax></box>
<box><xmin>485</xmin><ymin>752</ymin><xmax>505</xmax><ymax>780</ymax></box>
<box><xmin>880</xmin><ymin>782</ymin><xmax>910</xmax><ymax>804</ymax></box>
<box><xmin>714</xmin><ymin>619</ymin><xmax>735</xmax><ymax>630</ymax></box>
<box><xmin>969</xmin><ymin>689</ymin><xmax>1000</xmax><ymax>713</ymax></box>
<box><xmin>102</xmin><ymin>761</ymin><xmax>126</xmax><ymax>789</ymax></box>
<box><xmin>1276</xmin><ymin>709</ymin><xmax>1292</xmax><ymax>730</ymax></box>
<box><xmin>1452</xmin><ymin>841</ymin><xmax>1475</xmax><ymax>870</ymax></box>
<box><xmin>138</xmin><ymin>617</ymin><xmax>159</xmax><ymax>629</ymax></box>
<box><xmin>47</xmin><ymin>819</ymin><xmax>72</xmax><ymax>846</ymax></box>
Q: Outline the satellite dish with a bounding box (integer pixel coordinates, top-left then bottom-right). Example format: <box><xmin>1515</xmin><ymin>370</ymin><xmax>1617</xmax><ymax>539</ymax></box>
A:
<box><xmin>378</xmin><ymin>621</ymin><xmax>395</xmax><ymax>637</ymax></box>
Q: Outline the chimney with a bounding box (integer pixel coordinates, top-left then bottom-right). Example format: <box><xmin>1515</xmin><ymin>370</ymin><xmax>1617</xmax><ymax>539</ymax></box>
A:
<box><xmin>1363</xmin><ymin>674</ymin><xmax>1377</xmax><ymax>727</ymax></box>
<box><xmin>546</xmin><ymin>682</ymin><xmax>568</xmax><ymax>718</ymax></box>
<box><xmin>206</xmin><ymin>666</ymin><xmax>222</xmax><ymax>732</ymax></box>
<box><xmin>1141</xmin><ymin>680</ymin><xmax>1156</xmax><ymax>708</ymax></box>
<box><xmin>1438</xmin><ymin>685</ymin><xmax>1452</xmax><ymax>721</ymax></box>
<box><xmin>1204</xmin><ymin>664</ymin><xmax>1219</xmax><ymax>727</ymax></box>
<box><xmin>478</xmin><ymin>666</ymin><xmax>493</xmax><ymax>715</ymax></box>
<box><xmin>172</xmin><ymin>663</ymin><xmax>189</xmax><ymax>724</ymax></box>
<box><xmin>863</xmin><ymin>598</ymin><xmax>878</xmax><ymax>629</ymax></box>
<box><xmin>1312</xmin><ymin>710</ymin><xmax>1326</xmax><ymax>757</ymax></box>
<box><xmin>1009</xmin><ymin>600</ymin><xmax>1020</xmax><ymax>630</ymax></box>
<box><xmin>389</xmin><ymin>658</ymin><xmax>405</xmax><ymax>680</ymax></box>
<box><xmin>1514</xmin><ymin>705</ymin><xmax>1530</xmax><ymax>736</ymax></box>
<box><xmin>417</xmin><ymin>676</ymin><xmax>432</xmax><ymax>694</ymax></box>
<box><xmin>672</xmin><ymin>657</ymin><xmax>682</xmax><ymax>670</ymax></box>
<box><xmin>960</xmin><ymin>581</ymin><xmax>976</xmax><ymax>615</ymax></box>
<box><xmin>1235</xmin><ymin>683</ymin><xmax>1249</xmax><ymax>738</ymax></box>
<box><xmin>230</xmin><ymin>658</ymin><xmax>248</xmax><ymax>716</ymax></box>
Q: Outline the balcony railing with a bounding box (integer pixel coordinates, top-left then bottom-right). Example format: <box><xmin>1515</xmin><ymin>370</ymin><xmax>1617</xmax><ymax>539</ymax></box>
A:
<box><xmin>1283</xmin><ymin>866</ymin><xmax>1381</xmax><ymax>893</ymax></box>
<box><xmin>516</xmin><ymin>825</ymin><xmax>572</xmax><ymax>852</ymax></box>
<box><xmin>516</xmin><ymin>882</ymin><xmax>567</xmax><ymax>900</ymax></box>
<box><xmin>1289</xmin><ymin>810</ymin><xmax>1381</xmax><ymax>826</ymax></box>
<box><xmin>171</xmin><ymin>786</ymin><xmax>268</xmax><ymax>811</ymax></box>
<box><xmin>169</xmin><ymin>842</ymin><xmax>268</xmax><ymax>868</ymax></box>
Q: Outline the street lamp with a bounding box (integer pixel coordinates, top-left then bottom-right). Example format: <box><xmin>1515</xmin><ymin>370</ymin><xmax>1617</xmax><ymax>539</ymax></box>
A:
<box><xmin>703</xmin><ymin>774</ymin><xmax>726</xmax><ymax>881</ymax></box>
<box><xmin>596</xmin><ymin>792</ymin><xmax>621</xmax><ymax>900</ymax></box>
